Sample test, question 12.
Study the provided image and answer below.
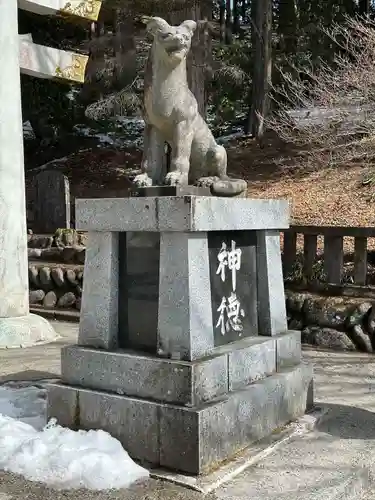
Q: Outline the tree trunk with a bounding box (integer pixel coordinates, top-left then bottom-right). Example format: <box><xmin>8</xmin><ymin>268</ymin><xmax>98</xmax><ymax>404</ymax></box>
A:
<box><xmin>241</xmin><ymin>0</ymin><xmax>247</xmax><ymax>22</ymax></box>
<box><xmin>359</xmin><ymin>0</ymin><xmax>371</xmax><ymax>15</ymax></box>
<box><xmin>250</xmin><ymin>0</ymin><xmax>257</xmax><ymax>56</ymax></box>
<box><xmin>278</xmin><ymin>0</ymin><xmax>298</xmax><ymax>55</ymax></box>
<box><xmin>79</xmin><ymin>18</ymin><xmax>105</xmax><ymax>103</ymax></box>
<box><xmin>245</xmin><ymin>0</ymin><xmax>272</xmax><ymax>140</ymax></box>
<box><xmin>219</xmin><ymin>0</ymin><xmax>226</xmax><ymax>42</ymax></box>
<box><xmin>169</xmin><ymin>1</ymin><xmax>210</xmax><ymax>117</ymax></box>
<box><xmin>113</xmin><ymin>8</ymin><xmax>136</xmax><ymax>91</ymax></box>
<box><xmin>166</xmin><ymin>1</ymin><xmax>211</xmax><ymax>173</ymax></box>
<box><xmin>225</xmin><ymin>0</ymin><xmax>232</xmax><ymax>44</ymax></box>
<box><xmin>233</xmin><ymin>0</ymin><xmax>240</xmax><ymax>34</ymax></box>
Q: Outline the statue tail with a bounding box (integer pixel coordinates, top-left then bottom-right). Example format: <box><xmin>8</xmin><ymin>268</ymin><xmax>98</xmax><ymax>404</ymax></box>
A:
<box><xmin>206</xmin><ymin>145</ymin><xmax>227</xmax><ymax>178</ymax></box>
<box><xmin>211</xmin><ymin>178</ymin><xmax>248</xmax><ymax>197</ymax></box>
<box><xmin>196</xmin><ymin>146</ymin><xmax>247</xmax><ymax>197</ymax></box>
<box><xmin>207</xmin><ymin>146</ymin><xmax>247</xmax><ymax>197</ymax></box>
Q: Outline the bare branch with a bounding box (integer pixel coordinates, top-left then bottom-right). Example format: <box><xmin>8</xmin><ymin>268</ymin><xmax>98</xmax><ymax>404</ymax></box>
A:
<box><xmin>269</xmin><ymin>16</ymin><xmax>375</xmax><ymax>168</ymax></box>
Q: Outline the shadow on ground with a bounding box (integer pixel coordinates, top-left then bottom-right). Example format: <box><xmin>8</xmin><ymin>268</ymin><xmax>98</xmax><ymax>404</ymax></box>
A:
<box><xmin>317</xmin><ymin>402</ymin><xmax>375</xmax><ymax>440</ymax></box>
<box><xmin>0</xmin><ymin>370</ymin><xmax>59</xmax><ymax>384</ymax></box>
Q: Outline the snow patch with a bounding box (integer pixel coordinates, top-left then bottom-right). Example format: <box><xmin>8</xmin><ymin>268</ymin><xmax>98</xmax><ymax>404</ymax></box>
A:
<box><xmin>0</xmin><ymin>384</ymin><xmax>149</xmax><ymax>490</ymax></box>
<box><xmin>217</xmin><ymin>131</ymin><xmax>248</xmax><ymax>144</ymax></box>
<box><xmin>73</xmin><ymin>119</ymin><xmax>144</xmax><ymax>150</ymax></box>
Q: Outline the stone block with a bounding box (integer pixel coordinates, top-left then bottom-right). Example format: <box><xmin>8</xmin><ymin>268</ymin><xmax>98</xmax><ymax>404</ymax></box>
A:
<box><xmin>192</xmin><ymin>355</ymin><xmax>228</xmax><ymax>406</ymax></box>
<box><xmin>47</xmin><ymin>384</ymin><xmax>159</xmax><ymax>464</ymax></box>
<box><xmin>256</xmin><ymin>230</ymin><xmax>288</xmax><ymax>336</ymax></box>
<box><xmin>78</xmin><ymin>231</ymin><xmax>119</xmax><ymax>350</ymax></box>
<box><xmin>76</xmin><ymin>198</ymin><xmax>158</xmax><ymax>232</ymax></box>
<box><xmin>43</xmin><ymin>290</ymin><xmax>57</xmax><ymax>308</ymax></box>
<box><xmin>30</xmin><ymin>170</ymin><xmax>70</xmax><ymax>233</ymax></box>
<box><xmin>208</xmin><ymin>231</ymin><xmax>258</xmax><ymax>347</ymax></box>
<box><xmin>76</xmin><ymin>196</ymin><xmax>289</xmax><ymax>233</ymax></box>
<box><xmin>160</xmin><ymin>362</ymin><xmax>313</xmax><ymax>474</ymax></box>
<box><xmin>158</xmin><ymin>231</ymin><xmax>214</xmax><ymax>361</ymax></box>
<box><xmin>29</xmin><ymin>289</ymin><xmax>45</xmax><ymax>305</ymax></box>
<box><xmin>48</xmin><ymin>362</ymin><xmax>313</xmax><ymax>475</ymax></box>
<box><xmin>186</xmin><ymin>197</ymin><xmax>289</xmax><ymax>232</ymax></box>
<box><xmin>228</xmin><ymin>337</ymin><xmax>276</xmax><ymax>391</ymax></box>
<box><xmin>118</xmin><ymin>232</ymin><xmax>160</xmax><ymax>351</ymax></box>
<box><xmin>276</xmin><ymin>330</ymin><xmax>302</xmax><ymax>369</ymax></box>
<box><xmin>47</xmin><ymin>382</ymin><xmax>78</xmax><ymax>428</ymax></box>
<box><xmin>61</xmin><ymin>345</ymin><xmax>228</xmax><ymax>406</ymax></box>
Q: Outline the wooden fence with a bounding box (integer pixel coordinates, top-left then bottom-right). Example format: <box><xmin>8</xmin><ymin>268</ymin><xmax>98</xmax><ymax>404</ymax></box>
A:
<box><xmin>282</xmin><ymin>226</ymin><xmax>375</xmax><ymax>286</ymax></box>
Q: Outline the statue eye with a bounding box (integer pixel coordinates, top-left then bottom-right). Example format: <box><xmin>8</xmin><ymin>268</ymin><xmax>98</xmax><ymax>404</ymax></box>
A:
<box><xmin>160</xmin><ymin>32</ymin><xmax>171</xmax><ymax>39</ymax></box>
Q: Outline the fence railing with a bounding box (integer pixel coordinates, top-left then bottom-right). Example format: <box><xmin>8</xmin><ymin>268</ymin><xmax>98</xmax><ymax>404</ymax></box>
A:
<box><xmin>282</xmin><ymin>226</ymin><xmax>375</xmax><ymax>286</ymax></box>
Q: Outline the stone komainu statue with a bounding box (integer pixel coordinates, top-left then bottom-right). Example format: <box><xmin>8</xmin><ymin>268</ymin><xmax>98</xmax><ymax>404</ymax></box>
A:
<box><xmin>133</xmin><ymin>16</ymin><xmax>247</xmax><ymax>196</ymax></box>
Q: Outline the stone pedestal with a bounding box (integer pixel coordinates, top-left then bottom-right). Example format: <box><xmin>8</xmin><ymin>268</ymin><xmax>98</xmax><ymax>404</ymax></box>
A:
<box><xmin>0</xmin><ymin>0</ymin><xmax>57</xmax><ymax>347</ymax></box>
<box><xmin>47</xmin><ymin>195</ymin><xmax>313</xmax><ymax>475</ymax></box>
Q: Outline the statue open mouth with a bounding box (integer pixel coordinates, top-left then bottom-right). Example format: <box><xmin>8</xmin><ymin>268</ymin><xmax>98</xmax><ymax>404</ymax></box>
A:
<box><xmin>165</xmin><ymin>44</ymin><xmax>186</xmax><ymax>56</ymax></box>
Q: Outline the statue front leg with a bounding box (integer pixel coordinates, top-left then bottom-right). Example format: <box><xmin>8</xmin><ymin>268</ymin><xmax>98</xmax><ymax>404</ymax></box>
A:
<box><xmin>134</xmin><ymin>125</ymin><xmax>166</xmax><ymax>187</ymax></box>
<box><xmin>164</xmin><ymin>122</ymin><xmax>193</xmax><ymax>186</ymax></box>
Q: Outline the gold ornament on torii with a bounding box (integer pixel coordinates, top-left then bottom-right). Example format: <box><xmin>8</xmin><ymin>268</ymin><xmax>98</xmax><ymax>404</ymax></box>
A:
<box><xmin>60</xmin><ymin>0</ymin><xmax>102</xmax><ymax>21</ymax></box>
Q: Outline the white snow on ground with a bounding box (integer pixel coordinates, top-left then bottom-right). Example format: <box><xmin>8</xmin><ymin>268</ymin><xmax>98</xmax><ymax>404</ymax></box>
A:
<box><xmin>0</xmin><ymin>383</ymin><xmax>149</xmax><ymax>490</ymax></box>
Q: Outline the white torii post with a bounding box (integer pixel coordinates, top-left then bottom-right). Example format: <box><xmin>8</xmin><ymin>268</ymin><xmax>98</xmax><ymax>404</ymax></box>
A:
<box><xmin>0</xmin><ymin>0</ymin><xmax>51</xmax><ymax>348</ymax></box>
<box><xmin>0</xmin><ymin>0</ymin><xmax>98</xmax><ymax>347</ymax></box>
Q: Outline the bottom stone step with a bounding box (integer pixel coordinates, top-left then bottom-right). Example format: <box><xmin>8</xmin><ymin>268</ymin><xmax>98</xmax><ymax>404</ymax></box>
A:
<box><xmin>47</xmin><ymin>362</ymin><xmax>313</xmax><ymax>475</ymax></box>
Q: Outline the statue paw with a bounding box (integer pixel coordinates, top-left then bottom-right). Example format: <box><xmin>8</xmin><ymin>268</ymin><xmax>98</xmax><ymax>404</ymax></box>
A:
<box><xmin>195</xmin><ymin>176</ymin><xmax>220</xmax><ymax>188</ymax></box>
<box><xmin>133</xmin><ymin>173</ymin><xmax>153</xmax><ymax>187</ymax></box>
<box><xmin>164</xmin><ymin>171</ymin><xmax>188</xmax><ymax>186</ymax></box>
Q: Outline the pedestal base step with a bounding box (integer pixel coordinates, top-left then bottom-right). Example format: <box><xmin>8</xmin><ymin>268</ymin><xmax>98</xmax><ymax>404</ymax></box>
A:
<box><xmin>47</xmin><ymin>361</ymin><xmax>313</xmax><ymax>475</ymax></box>
<box><xmin>61</xmin><ymin>331</ymin><xmax>302</xmax><ymax>407</ymax></box>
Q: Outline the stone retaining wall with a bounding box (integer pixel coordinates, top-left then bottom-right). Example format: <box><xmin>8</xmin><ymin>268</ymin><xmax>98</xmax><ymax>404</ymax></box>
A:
<box><xmin>28</xmin><ymin>229</ymin><xmax>87</xmax><ymax>248</ymax></box>
<box><xmin>286</xmin><ymin>290</ymin><xmax>375</xmax><ymax>352</ymax></box>
<box><xmin>27</xmin><ymin>229</ymin><xmax>87</xmax><ymax>265</ymax></box>
<box><xmin>27</xmin><ymin>229</ymin><xmax>85</xmax><ymax>309</ymax></box>
<box><xmin>29</xmin><ymin>263</ymin><xmax>83</xmax><ymax>310</ymax></box>
<box><xmin>28</xmin><ymin>246</ymin><xmax>85</xmax><ymax>265</ymax></box>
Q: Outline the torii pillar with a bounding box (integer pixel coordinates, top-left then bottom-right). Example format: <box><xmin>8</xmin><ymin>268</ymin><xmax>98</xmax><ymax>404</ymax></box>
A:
<box><xmin>0</xmin><ymin>0</ymin><xmax>56</xmax><ymax>347</ymax></box>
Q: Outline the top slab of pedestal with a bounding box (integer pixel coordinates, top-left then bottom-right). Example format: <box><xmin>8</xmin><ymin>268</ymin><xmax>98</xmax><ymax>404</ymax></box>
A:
<box><xmin>76</xmin><ymin>196</ymin><xmax>289</xmax><ymax>232</ymax></box>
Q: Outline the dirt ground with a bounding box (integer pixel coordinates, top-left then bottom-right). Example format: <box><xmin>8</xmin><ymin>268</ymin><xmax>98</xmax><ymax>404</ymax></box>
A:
<box><xmin>25</xmin><ymin>132</ymin><xmax>375</xmax><ymax>229</ymax></box>
<box><xmin>227</xmin><ymin>134</ymin><xmax>375</xmax><ymax>228</ymax></box>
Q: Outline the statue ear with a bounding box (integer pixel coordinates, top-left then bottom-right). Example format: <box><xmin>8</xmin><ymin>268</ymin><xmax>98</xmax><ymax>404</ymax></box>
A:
<box><xmin>180</xmin><ymin>20</ymin><xmax>197</xmax><ymax>34</ymax></box>
<box><xmin>141</xmin><ymin>16</ymin><xmax>171</xmax><ymax>35</ymax></box>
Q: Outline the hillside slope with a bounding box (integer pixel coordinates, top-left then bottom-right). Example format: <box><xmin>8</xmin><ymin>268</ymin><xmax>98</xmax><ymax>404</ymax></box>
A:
<box><xmin>26</xmin><ymin>134</ymin><xmax>375</xmax><ymax>227</ymax></box>
<box><xmin>228</xmin><ymin>136</ymin><xmax>375</xmax><ymax>227</ymax></box>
